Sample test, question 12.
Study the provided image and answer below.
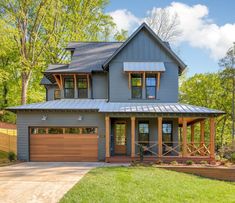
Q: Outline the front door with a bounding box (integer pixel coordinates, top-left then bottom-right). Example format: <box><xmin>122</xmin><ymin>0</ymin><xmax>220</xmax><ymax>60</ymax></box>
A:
<box><xmin>114</xmin><ymin>122</ymin><xmax>127</xmax><ymax>155</ymax></box>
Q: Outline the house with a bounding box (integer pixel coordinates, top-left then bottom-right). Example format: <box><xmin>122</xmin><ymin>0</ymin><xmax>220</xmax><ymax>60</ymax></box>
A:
<box><xmin>8</xmin><ymin>23</ymin><xmax>224</xmax><ymax>163</ymax></box>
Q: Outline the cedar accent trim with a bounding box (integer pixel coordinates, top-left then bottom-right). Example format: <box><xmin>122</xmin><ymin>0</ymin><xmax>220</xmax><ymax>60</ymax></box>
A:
<box><xmin>105</xmin><ymin>116</ymin><xmax>110</xmax><ymax>158</ymax></box>
<box><xmin>182</xmin><ymin>118</ymin><xmax>187</xmax><ymax>157</ymax></box>
<box><xmin>157</xmin><ymin>72</ymin><xmax>160</xmax><ymax>91</ymax></box>
<box><xmin>131</xmin><ymin>116</ymin><xmax>136</xmax><ymax>157</ymax></box>
<box><xmin>158</xmin><ymin>117</ymin><xmax>163</xmax><ymax>157</ymax></box>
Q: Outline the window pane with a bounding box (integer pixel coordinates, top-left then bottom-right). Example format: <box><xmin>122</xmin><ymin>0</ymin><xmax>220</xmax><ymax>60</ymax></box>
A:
<box><xmin>64</xmin><ymin>78</ymin><xmax>74</xmax><ymax>88</ymax></box>
<box><xmin>139</xmin><ymin>123</ymin><xmax>149</xmax><ymax>133</ymax></box>
<box><xmin>132</xmin><ymin>78</ymin><xmax>142</xmax><ymax>86</ymax></box>
<box><xmin>37</xmin><ymin>128</ymin><xmax>46</xmax><ymax>134</ymax></box>
<box><xmin>132</xmin><ymin>87</ymin><xmax>142</xmax><ymax>99</ymax></box>
<box><xmin>48</xmin><ymin>128</ymin><xmax>63</xmax><ymax>134</ymax></box>
<box><xmin>81</xmin><ymin>128</ymin><xmax>97</xmax><ymax>134</ymax></box>
<box><xmin>146</xmin><ymin>77</ymin><xmax>156</xmax><ymax>86</ymax></box>
<box><xmin>115</xmin><ymin>124</ymin><xmax>126</xmax><ymax>145</ymax></box>
<box><xmin>78</xmin><ymin>89</ymin><xmax>88</xmax><ymax>98</ymax></box>
<box><xmin>65</xmin><ymin>128</ymin><xmax>80</xmax><ymax>134</ymax></box>
<box><xmin>146</xmin><ymin>87</ymin><xmax>156</xmax><ymax>99</ymax></box>
<box><xmin>65</xmin><ymin>89</ymin><xmax>74</xmax><ymax>98</ymax></box>
<box><xmin>162</xmin><ymin>123</ymin><xmax>172</xmax><ymax>143</ymax></box>
<box><xmin>78</xmin><ymin>78</ymin><xmax>87</xmax><ymax>88</ymax></box>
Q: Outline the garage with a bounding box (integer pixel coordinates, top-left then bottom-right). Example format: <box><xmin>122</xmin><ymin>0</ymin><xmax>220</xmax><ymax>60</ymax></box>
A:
<box><xmin>29</xmin><ymin>127</ymin><xmax>98</xmax><ymax>162</ymax></box>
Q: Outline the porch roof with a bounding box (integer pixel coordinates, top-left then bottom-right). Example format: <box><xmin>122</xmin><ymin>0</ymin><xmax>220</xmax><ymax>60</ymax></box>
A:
<box><xmin>7</xmin><ymin>99</ymin><xmax>224</xmax><ymax>116</ymax></box>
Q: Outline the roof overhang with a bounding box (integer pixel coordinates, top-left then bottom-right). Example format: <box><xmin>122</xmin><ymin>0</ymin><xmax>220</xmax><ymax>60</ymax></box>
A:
<box><xmin>123</xmin><ymin>62</ymin><xmax>165</xmax><ymax>72</ymax></box>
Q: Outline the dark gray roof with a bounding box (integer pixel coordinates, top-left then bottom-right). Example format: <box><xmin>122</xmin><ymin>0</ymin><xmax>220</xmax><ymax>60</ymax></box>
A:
<box><xmin>68</xmin><ymin>42</ymin><xmax>123</xmax><ymax>72</ymax></box>
<box><xmin>103</xmin><ymin>23</ymin><xmax>186</xmax><ymax>74</ymax></box>
<box><xmin>8</xmin><ymin>100</ymin><xmax>224</xmax><ymax>116</ymax></box>
<box><xmin>40</xmin><ymin>76</ymin><xmax>52</xmax><ymax>85</ymax></box>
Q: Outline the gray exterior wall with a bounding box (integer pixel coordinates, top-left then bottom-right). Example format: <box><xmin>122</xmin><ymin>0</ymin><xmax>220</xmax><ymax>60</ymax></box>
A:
<box><xmin>45</xmin><ymin>85</ymin><xmax>58</xmax><ymax>101</ymax></box>
<box><xmin>92</xmin><ymin>72</ymin><xmax>108</xmax><ymax>99</ymax></box>
<box><xmin>16</xmin><ymin>111</ymin><xmax>105</xmax><ymax>161</ymax></box>
<box><xmin>109</xmin><ymin>28</ymin><xmax>179</xmax><ymax>102</ymax></box>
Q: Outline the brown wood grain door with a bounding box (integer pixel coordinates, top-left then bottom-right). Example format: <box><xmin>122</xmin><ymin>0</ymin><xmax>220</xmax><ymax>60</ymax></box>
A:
<box><xmin>114</xmin><ymin>122</ymin><xmax>127</xmax><ymax>155</ymax></box>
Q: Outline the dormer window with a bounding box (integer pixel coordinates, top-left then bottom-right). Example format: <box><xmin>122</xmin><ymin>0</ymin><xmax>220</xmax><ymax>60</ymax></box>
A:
<box><xmin>77</xmin><ymin>76</ymin><xmax>88</xmax><ymax>98</ymax></box>
<box><xmin>64</xmin><ymin>78</ymin><xmax>74</xmax><ymax>98</ymax></box>
<box><xmin>131</xmin><ymin>74</ymin><xmax>142</xmax><ymax>99</ymax></box>
<box><xmin>146</xmin><ymin>74</ymin><xmax>156</xmax><ymax>99</ymax></box>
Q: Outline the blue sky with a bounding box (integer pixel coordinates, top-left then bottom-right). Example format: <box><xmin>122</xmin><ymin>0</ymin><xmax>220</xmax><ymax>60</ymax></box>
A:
<box><xmin>105</xmin><ymin>0</ymin><xmax>235</xmax><ymax>76</ymax></box>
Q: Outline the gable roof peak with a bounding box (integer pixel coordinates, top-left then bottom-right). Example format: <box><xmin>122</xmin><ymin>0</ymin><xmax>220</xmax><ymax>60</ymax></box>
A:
<box><xmin>103</xmin><ymin>22</ymin><xmax>186</xmax><ymax>74</ymax></box>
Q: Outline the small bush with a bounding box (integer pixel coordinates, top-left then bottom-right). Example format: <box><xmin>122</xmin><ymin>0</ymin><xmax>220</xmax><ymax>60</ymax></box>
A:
<box><xmin>170</xmin><ymin>161</ymin><xmax>178</xmax><ymax>165</ymax></box>
<box><xmin>230</xmin><ymin>152</ymin><xmax>235</xmax><ymax>163</ymax></box>
<box><xmin>155</xmin><ymin>160</ymin><xmax>163</xmax><ymax>165</ymax></box>
<box><xmin>8</xmin><ymin>151</ymin><xmax>16</xmax><ymax>162</ymax></box>
<box><xmin>185</xmin><ymin>160</ymin><xmax>194</xmax><ymax>165</ymax></box>
<box><xmin>200</xmin><ymin>160</ymin><xmax>208</xmax><ymax>165</ymax></box>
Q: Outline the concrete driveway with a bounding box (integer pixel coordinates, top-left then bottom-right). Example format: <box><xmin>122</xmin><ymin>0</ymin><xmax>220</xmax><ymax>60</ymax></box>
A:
<box><xmin>0</xmin><ymin>162</ymin><xmax>105</xmax><ymax>203</ymax></box>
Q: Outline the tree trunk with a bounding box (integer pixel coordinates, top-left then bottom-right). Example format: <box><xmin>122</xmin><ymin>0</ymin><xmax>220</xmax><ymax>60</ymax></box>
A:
<box><xmin>2</xmin><ymin>81</ymin><xmax>8</xmax><ymax>107</ymax></box>
<box><xmin>21</xmin><ymin>72</ymin><xmax>30</xmax><ymax>105</ymax></box>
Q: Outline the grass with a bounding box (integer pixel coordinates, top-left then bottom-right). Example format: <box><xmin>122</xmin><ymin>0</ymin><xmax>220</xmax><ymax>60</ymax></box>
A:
<box><xmin>60</xmin><ymin>166</ymin><xmax>235</xmax><ymax>203</ymax></box>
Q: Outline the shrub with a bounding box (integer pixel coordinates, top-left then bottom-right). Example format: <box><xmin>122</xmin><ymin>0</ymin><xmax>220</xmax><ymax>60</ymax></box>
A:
<box><xmin>185</xmin><ymin>160</ymin><xmax>194</xmax><ymax>165</ymax></box>
<box><xmin>155</xmin><ymin>160</ymin><xmax>163</xmax><ymax>165</ymax></box>
<box><xmin>200</xmin><ymin>160</ymin><xmax>208</xmax><ymax>165</ymax></box>
<box><xmin>8</xmin><ymin>151</ymin><xmax>16</xmax><ymax>162</ymax></box>
<box><xmin>230</xmin><ymin>152</ymin><xmax>235</xmax><ymax>163</ymax></box>
<box><xmin>218</xmin><ymin>145</ymin><xmax>235</xmax><ymax>160</ymax></box>
<box><xmin>170</xmin><ymin>161</ymin><xmax>178</xmax><ymax>165</ymax></box>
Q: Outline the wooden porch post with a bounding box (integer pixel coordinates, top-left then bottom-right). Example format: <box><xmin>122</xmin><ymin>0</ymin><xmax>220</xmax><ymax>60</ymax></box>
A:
<box><xmin>158</xmin><ymin>117</ymin><xmax>162</xmax><ymax>157</ymax></box>
<box><xmin>210</xmin><ymin>118</ymin><xmax>215</xmax><ymax>159</ymax></box>
<box><xmin>182</xmin><ymin>118</ymin><xmax>187</xmax><ymax>157</ymax></box>
<box><xmin>200</xmin><ymin>120</ymin><xmax>205</xmax><ymax>145</ymax></box>
<box><xmin>191</xmin><ymin>124</ymin><xmax>195</xmax><ymax>150</ymax></box>
<box><xmin>131</xmin><ymin>116</ymin><xmax>136</xmax><ymax>158</ymax></box>
<box><xmin>105</xmin><ymin>116</ymin><xmax>110</xmax><ymax>159</ymax></box>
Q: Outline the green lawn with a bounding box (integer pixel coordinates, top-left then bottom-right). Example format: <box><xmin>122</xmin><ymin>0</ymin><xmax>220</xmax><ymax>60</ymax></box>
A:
<box><xmin>60</xmin><ymin>166</ymin><xmax>235</xmax><ymax>203</ymax></box>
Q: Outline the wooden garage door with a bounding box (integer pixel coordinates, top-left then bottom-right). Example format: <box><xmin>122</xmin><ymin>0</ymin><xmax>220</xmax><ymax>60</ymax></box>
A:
<box><xmin>30</xmin><ymin>127</ymin><xmax>98</xmax><ymax>162</ymax></box>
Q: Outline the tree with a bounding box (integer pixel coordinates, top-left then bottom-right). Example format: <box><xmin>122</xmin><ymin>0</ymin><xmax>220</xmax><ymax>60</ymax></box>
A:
<box><xmin>0</xmin><ymin>0</ymin><xmax>123</xmax><ymax>105</ymax></box>
<box><xmin>219</xmin><ymin>43</ymin><xmax>235</xmax><ymax>143</ymax></box>
<box><xmin>145</xmin><ymin>7</ymin><xmax>181</xmax><ymax>42</ymax></box>
<box><xmin>180</xmin><ymin>72</ymin><xmax>233</xmax><ymax>148</ymax></box>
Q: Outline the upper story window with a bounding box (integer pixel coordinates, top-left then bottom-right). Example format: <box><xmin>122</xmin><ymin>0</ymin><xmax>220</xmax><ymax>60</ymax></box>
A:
<box><xmin>77</xmin><ymin>76</ymin><xmax>88</xmax><ymax>98</ymax></box>
<box><xmin>64</xmin><ymin>78</ymin><xmax>74</xmax><ymax>98</ymax></box>
<box><xmin>54</xmin><ymin>88</ymin><xmax>61</xmax><ymax>100</ymax></box>
<box><xmin>131</xmin><ymin>74</ymin><xmax>142</xmax><ymax>99</ymax></box>
<box><xmin>146</xmin><ymin>74</ymin><xmax>156</xmax><ymax>99</ymax></box>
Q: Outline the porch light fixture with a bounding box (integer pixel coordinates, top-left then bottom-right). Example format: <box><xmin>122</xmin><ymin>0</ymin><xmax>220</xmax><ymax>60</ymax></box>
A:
<box><xmin>41</xmin><ymin>115</ymin><xmax>47</xmax><ymax>121</ymax></box>
<box><xmin>77</xmin><ymin>115</ymin><xmax>83</xmax><ymax>121</ymax></box>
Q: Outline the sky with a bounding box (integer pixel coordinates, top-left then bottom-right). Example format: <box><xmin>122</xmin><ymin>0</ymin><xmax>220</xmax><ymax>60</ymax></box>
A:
<box><xmin>105</xmin><ymin>0</ymin><xmax>235</xmax><ymax>76</ymax></box>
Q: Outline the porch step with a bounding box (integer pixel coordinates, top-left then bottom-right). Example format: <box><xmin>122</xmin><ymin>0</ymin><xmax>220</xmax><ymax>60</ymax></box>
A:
<box><xmin>107</xmin><ymin>156</ymin><xmax>132</xmax><ymax>163</ymax></box>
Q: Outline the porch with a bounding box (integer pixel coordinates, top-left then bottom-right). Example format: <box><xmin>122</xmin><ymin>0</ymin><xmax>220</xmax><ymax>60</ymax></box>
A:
<box><xmin>105</xmin><ymin>116</ymin><xmax>216</xmax><ymax>163</ymax></box>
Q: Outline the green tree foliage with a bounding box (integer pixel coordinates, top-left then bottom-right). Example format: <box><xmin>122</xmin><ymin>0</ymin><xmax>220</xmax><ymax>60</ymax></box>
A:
<box><xmin>0</xmin><ymin>0</ymin><xmax>127</xmax><ymax>122</ymax></box>
<box><xmin>0</xmin><ymin>0</ymin><xmax>126</xmax><ymax>106</ymax></box>
<box><xmin>180</xmin><ymin>71</ymin><xmax>233</xmax><ymax>148</ymax></box>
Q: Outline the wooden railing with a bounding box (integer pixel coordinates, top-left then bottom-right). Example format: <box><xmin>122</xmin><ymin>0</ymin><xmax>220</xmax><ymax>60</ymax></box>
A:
<box><xmin>135</xmin><ymin>141</ymin><xmax>158</xmax><ymax>156</ymax></box>
<box><xmin>134</xmin><ymin>141</ymin><xmax>211</xmax><ymax>157</ymax></box>
<box><xmin>186</xmin><ymin>142</ymin><xmax>211</xmax><ymax>156</ymax></box>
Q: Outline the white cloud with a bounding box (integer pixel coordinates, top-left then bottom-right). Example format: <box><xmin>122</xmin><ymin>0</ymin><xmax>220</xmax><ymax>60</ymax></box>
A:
<box><xmin>108</xmin><ymin>9</ymin><xmax>140</xmax><ymax>32</ymax></box>
<box><xmin>108</xmin><ymin>2</ymin><xmax>235</xmax><ymax>60</ymax></box>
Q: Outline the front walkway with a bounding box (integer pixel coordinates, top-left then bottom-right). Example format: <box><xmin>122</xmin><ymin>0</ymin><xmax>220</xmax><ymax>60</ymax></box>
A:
<box><xmin>0</xmin><ymin>162</ymin><xmax>121</xmax><ymax>203</ymax></box>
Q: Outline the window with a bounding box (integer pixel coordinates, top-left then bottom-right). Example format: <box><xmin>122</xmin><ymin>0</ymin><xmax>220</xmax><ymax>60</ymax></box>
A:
<box><xmin>115</xmin><ymin>123</ymin><xmax>126</xmax><ymax>145</ymax></box>
<box><xmin>54</xmin><ymin>88</ymin><xmax>61</xmax><ymax>100</ymax></box>
<box><xmin>138</xmin><ymin>122</ymin><xmax>149</xmax><ymax>145</ymax></box>
<box><xmin>64</xmin><ymin>78</ymin><xmax>74</xmax><ymax>98</ymax></box>
<box><xmin>162</xmin><ymin>122</ymin><xmax>173</xmax><ymax>144</ymax></box>
<box><xmin>146</xmin><ymin>74</ymin><xmax>156</xmax><ymax>99</ymax></box>
<box><xmin>77</xmin><ymin>77</ymin><xmax>88</xmax><ymax>98</ymax></box>
<box><xmin>30</xmin><ymin>127</ymin><xmax>98</xmax><ymax>135</ymax></box>
<box><xmin>48</xmin><ymin>128</ymin><xmax>63</xmax><ymax>134</ymax></box>
<box><xmin>131</xmin><ymin>74</ymin><xmax>142</xmax><ymax>99</ymax></box>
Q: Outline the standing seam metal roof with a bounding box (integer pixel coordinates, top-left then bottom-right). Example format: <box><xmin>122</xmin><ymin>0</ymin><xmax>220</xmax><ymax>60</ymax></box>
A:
<box><xmin>7</xmin><ymin>99</ymin><xmax>224</xmax><ymax>115</ymax></box>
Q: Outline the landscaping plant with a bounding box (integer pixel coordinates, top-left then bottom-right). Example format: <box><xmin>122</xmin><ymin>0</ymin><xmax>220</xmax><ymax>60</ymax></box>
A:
<box><xmin>8</xmin><ymin>151</ymin><xmax>16</xmax><ymax>162</ymax></box>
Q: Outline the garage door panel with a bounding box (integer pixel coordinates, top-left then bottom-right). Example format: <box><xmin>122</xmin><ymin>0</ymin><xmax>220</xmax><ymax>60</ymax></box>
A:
<box><xmin>30</xmin><ymin>133</ymin><xmax>98</xmax><ymax>162</ymax></box>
